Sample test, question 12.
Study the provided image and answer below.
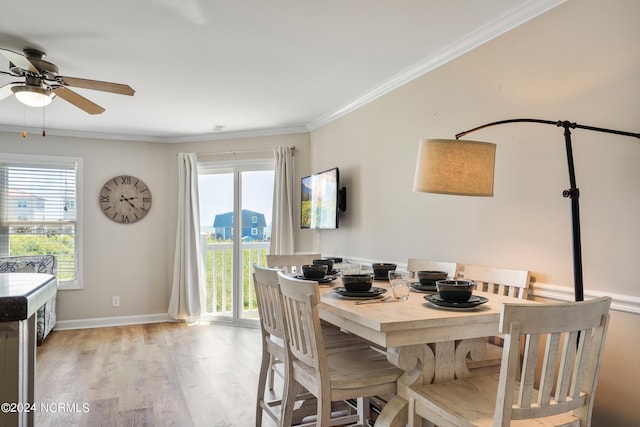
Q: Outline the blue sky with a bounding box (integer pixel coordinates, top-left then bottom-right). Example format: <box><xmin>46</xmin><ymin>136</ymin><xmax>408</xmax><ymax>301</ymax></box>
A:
<box><xmin>198</xmin><ymin>170</ymin><xmax>275</xmax><ymax>228</ymax></box>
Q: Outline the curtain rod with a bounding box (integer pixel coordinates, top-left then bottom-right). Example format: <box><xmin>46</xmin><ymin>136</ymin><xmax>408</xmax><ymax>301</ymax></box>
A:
<box><xmin>195</xmin><ymin>145</ymin><xmax>296</xmax><ymax>156</ymax></box>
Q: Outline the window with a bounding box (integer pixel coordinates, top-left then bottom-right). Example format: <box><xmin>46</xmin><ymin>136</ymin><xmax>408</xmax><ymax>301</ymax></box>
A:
<box><xmin>198</xmin><ymin>157</ymin><xmax>274</xmax><ymax>325</ymax></box>
<box><xmin>0</xmin><ymin>154</ymin><xmax>83</xmax><ymax>289</ymax></box>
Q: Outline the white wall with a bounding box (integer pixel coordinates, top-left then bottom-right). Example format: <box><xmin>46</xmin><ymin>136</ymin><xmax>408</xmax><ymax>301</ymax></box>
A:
<box><xmin>308</xmin><ymin>0</ymin><xmax>639</xmax><ymax>425</ymax></box>
<box><xmin>0</xmin><ymin>131</ymin><xmax>311</xmax><ymax>323</ymax></box>
<box><xmin>310</xmin><ymin>0</ymin><xmax>639</xmax><ymax>295</ymax></box>
<box><xmin>0</xmin><ymin>134</ymin><xmax>172</xmax><ymax>320</ymax></box>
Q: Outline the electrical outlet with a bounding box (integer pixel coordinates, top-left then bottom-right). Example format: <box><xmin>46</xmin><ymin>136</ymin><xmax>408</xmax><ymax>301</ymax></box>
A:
<box><xmin>112</xmin><ymin>296</ymin><xmax>120</xmax><ymax>307</ymax></box>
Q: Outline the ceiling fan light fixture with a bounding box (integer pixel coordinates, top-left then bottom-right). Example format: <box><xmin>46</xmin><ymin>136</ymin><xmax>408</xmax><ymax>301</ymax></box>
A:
<box><xmin>12</xmin><ymin>85</ymin><xmax>54</xmax><ymax>107</ymax></box>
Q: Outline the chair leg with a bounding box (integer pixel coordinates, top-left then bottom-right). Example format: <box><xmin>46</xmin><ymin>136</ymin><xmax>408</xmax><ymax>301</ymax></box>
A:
<box><xmin>356</xmin><ymin>397</ymin><xmax>370</xmax><ymax>426</ymax></box>
<box><xmin>256</xmin><ymin>348</ymin><xmax>271</xmax><ymax>427</ymax></box>
<box><xmin>316</xmin><ymin>392</ymin><xmax>332</xmax><ymax>427</ymax></box>
<box><xmin>268</xmin><ymin>354</ymin><xmax>278</xmax><ymax>390</ymax></box>
<box><xmin>407</xmin><ymin>396</ymin><xmax>421</xmax><ymax>427</ymax></box>
<box><xmin>280</xmin><ymin>368</ymin><xmax>296</xmax><ymax>427</ymax></box>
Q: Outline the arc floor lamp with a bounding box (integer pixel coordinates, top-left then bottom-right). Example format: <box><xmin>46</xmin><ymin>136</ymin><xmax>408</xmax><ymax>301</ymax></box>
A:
<box><xmin>413</xmin><ymin>118</ymin><xmax>640</xmax><ymax>302</ymax></box>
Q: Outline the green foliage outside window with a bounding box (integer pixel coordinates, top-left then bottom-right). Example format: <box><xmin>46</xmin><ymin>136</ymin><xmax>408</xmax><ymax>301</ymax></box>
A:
<box><xmin>204</xmin><ymin>236</ymin><xmax>268</xmax><ymax>315</ymax></box>
<box><xmin>9</xmin><ymin>234</ymin><xmax>75</xmax><ymax>281</ymax></box>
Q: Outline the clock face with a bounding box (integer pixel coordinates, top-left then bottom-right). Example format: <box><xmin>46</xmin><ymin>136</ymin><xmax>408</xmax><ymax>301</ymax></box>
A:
<box><xmin>99</xmin><ymin>175</ymin><xmax>152</xmax><ymax>224</ymax></box>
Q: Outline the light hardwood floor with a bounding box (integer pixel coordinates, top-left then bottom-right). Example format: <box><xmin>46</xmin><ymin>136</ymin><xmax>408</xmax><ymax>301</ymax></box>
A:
<box><xmin>35</xmin><ymin>322</ymin><xmax>274</xmax><ymax>427</ymax></box>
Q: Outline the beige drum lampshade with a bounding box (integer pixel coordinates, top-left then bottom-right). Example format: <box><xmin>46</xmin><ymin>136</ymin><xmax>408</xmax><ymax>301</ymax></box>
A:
<box><xmin>413</xmin><ymin>139</ymin><xmax>496</xmax><ymax>197</ymax></box>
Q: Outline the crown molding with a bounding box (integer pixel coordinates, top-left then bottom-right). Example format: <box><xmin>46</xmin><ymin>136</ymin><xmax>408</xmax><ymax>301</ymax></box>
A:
<box><xmin>306</xmin><ymin>0</ymin><xmax>566</xmax><ymax>131</ymax></box>
<box><xmin>166</xmin><ymin>125</ymin><xmax>309</xmax><ymax>143</ymax></box>
<box><xmin>0</xmin><ymin>123</ymin><xmax>309</xmax><ymax>144</ymax></box>
<box><xmin>0</xmin><ymin>124</ymin><xmax>162</xmax><ymax>143</ymax></box>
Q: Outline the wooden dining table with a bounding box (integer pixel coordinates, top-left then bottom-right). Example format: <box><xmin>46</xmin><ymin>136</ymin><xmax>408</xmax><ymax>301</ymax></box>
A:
<box><xmin>318</xmin><ymin>278</ymin><xmax>527</xmax><ymax>427</ymax></box>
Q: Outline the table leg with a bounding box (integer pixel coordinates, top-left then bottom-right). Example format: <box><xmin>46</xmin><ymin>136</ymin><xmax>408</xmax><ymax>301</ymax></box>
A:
<box><xmin>375</xmin><ymin>344</ymin><xmax>435</xmax><ymax>426</ymax></box>
<box><xmin>454</xmin><ymin>337</ymin><xmax>487</xmax><ymax>378</ymax></box>
<box><xmin>432</xmin><ymin>341</ymin><xmax>456</xmax><ymax>383</ymax></box>
<box><xmin>374</xmin><ymin>338</ymin><xmax>489</xmax><ymax>426</ymax></box>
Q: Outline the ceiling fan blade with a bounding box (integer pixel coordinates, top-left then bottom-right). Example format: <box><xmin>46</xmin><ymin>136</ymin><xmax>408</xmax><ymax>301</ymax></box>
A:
<box><xmin>0</xmin><ymin>48</ymin><xmax>38</xmax><ymax>73</ymax></box>
<box><xmin>0</xmin><ymin>83</ymin><xmax>19</xmax><ymax>100</ymax></box>
<box><xmin>53</xmin><ymin>87</ymin><xmax>105</xmax><ymax>114</ymax></box>
<box><xmin>57</xmin><ymin>76</ymin><xmax>134</xmax><ymax>96</ymax></box>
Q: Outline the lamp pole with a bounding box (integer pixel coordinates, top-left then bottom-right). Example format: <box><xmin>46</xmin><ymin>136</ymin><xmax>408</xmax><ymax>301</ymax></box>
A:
<box><xmin>455</xmin><ymin>118</ymin><xmax>639</xmax><ymax>302</ymax></box>
<box><xmin>560</xmin><ymin>121</ymin><xmax>583</xmax><ymax>301</ymax></box>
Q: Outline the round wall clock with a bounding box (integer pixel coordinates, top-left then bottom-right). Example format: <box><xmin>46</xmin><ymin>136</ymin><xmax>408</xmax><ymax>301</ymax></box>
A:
<box><xmin>99</xmin><ymin>175</ymin><xmax>152</xmax><ymax>224</ymax></box>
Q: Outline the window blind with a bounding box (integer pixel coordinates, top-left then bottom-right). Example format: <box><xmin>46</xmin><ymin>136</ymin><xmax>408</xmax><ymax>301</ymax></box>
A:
<box><xmin>0</xmin><ymin>158</ymin><xmax>78</xmax><ymax>283</ymax></box>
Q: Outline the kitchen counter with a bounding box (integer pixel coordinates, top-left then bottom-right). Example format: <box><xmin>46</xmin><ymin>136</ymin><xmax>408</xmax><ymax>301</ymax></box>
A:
<box><xmin>0</xmin><ymin>273</ymin><xmax>57</xmax><ymax>321</ymax></box>
<box><xmin>0</xmin><ymin>273</ymin><xmax>57</xmax><ymax>427</ymax></box>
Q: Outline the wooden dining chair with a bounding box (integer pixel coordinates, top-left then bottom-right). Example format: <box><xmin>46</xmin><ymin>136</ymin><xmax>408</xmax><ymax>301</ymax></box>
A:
<box><xmin>254</xmin><ymin>264</ymin><xmax>294</xmax><ymax>426</ymax></box>
<box><xmin>253</xmin><ymin>265</ymin><xmax>374</xmax><ymax>427</ymax></box>
<box><xmin>407</xmin><ymin>296</ymin><xmax>612</xmax><ymax>427</ymax></box>
<box><xmin>462</xmin><ymin>264</ymin><xmax>531</xmax><ymax>374</ymax></box>
<box><xmin>277</xmin><ymin>272</ymin><xmax>403</xmax><ymax>427</ymax></box>
<box><xmin>267</xmin><ymin>253</ymin><xmax>321</xmax><ymax>275</ymax></box>
<box><xmin>406</xmin><ymin>258</ymin><xmax>459</xmax><ymax>279</ymax></box>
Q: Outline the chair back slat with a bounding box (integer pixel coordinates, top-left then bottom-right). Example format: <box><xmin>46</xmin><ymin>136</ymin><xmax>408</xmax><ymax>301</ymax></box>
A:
<box><xmin>556</xmin><ymin>330</ymin><xmax>579</xmax><ymax>401</ymax></box>
<box><xmin>278</xmin><ymin>272</ymin><xmax>327</xmax><ymax>374</ymax></box>
<box><xmin>406</xmin><ymin>258</ymin><xmax>459</xmax><ymax>279</ymax></box>
<box><xmin>569</xmin><ymin>328</ymin><xmax>591</xmax><ymax>398</ymax></box>
<box><xmin>284</xmin><ymin>296</ymin><xmax>313</xmax><ymax>367</ymax></box>
<box><xmin>267</xmin><ymin>254</ymin><xmax>321</xmax><ymax>275</ymax></box>
<box><xmin>517</xmin><ymin>333</ymin><xmax>538</xmax><ymax>406</ymax></box>
<box><xmin>537</xmin><ymin>332</ymin><xmax>561</xmax><ymax>406</ymax></box>
<box><xmin>253</xmin><ymin>265</ymin><xmax>286</xmax><ymax>340</ymax></box>
<box><xmin>497</xmin><ymin>297</ymin><xmax>611</xmax><ymax>423</ymax></box>
<box><xmin>463</xmin><ymin>264</ymin><xmax>530</xmax><ymax>300</ymax></box>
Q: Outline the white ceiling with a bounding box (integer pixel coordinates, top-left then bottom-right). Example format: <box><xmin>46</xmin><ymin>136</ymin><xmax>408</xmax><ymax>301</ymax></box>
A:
<box><xmin>0</xmin><ymin>0</ymin><xmax>563</xmax><ymax>143</ymax></box>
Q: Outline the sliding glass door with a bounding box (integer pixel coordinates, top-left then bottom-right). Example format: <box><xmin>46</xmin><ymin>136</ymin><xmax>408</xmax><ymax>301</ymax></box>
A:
<box><xmin>198</xmin><ymin>159</ymin><xmax>274</xmax><ymax>326</ymax></box>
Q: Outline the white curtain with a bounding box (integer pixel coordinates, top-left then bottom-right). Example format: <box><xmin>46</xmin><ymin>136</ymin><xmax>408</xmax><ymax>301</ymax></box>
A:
<box><xmin>168</xmin><ymin>153</ymin><xmax>203</xmax><ymax>322</ymax></box>
<box><xmin>270</xmin><ymin>146</ymin><xmax>295</xmax><ymax>254</ymax></box>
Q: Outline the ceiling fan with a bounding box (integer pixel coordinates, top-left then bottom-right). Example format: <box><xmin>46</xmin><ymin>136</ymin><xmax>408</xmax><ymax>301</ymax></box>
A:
<box><xmin>0</xmin><ymin>47</ymin><xmax>134</xmax><ymax>114</ymax></box>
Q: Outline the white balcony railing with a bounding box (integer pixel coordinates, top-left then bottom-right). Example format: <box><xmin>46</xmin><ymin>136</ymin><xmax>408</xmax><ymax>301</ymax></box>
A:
<box><xmin>202</xmin><ymin>238</ymin><xmax>270</xmax><ymax>317</ymax></box>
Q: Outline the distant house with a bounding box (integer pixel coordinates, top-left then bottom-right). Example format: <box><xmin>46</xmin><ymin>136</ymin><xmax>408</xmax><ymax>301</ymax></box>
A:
<box><xmin>7</xmin><ymin>189</ymin><xmax>46</xmax><ymax>221</ymax></box>
<box><xmin>213</xmin><ymin>209</ymin><xmax>268</xmax><ymax>241</ymax></box>
<box><xmin>5</xmin><ymin>189</ymin><xmax>75</xmax><ymax>234</ymax></box>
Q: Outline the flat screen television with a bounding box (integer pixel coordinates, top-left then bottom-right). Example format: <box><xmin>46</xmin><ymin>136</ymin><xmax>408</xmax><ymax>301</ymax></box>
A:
<box><xmin>301</xmin><ymin>167</ymin><xmax>346</xmax><ymax>229</ymax></box>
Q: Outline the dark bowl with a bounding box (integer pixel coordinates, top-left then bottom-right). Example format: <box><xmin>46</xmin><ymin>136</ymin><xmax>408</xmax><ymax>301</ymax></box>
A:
<box><xmin>341</xmin><ymin>274</ymin><xmax>374</xmax><ymax>292</ymax></box>
<box><xmin>436</xmin><ymin>280</ymin><xmax>475</xmax><ymax>302</ymax></box>
<box><xmin>312</xmin><ymin>258</ymin><xmax>335</xmax><ymax>272</ymax></box>
<box><xmin>417</xmin><ymin>270</ymin><xmax>449</xmax><ymax>286</ymax></box>
<box><xmin>301</xmin><ymin>264</ymin><xmax>328</xmax><ymax>279</ymax></box>
<box><xmin>372</xmin><ymin>263</ymin><xmax>397</xmax><ymax>279</ymax></box>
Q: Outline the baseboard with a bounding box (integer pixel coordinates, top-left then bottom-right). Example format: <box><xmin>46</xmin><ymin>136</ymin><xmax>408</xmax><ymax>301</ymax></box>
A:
<box><xmin>54</xmin><ymin>313</ymin><xmax>175</xmax><ymax>331</ymax></box>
